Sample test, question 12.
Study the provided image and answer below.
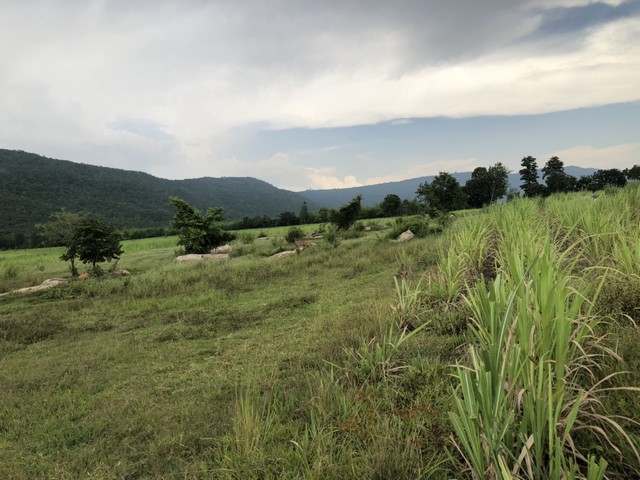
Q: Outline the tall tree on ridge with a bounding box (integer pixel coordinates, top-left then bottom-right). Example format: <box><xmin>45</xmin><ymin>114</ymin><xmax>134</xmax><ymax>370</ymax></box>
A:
<box><xmin>519</xmin><ymin>156</ymin><xmax>544</xmax><ymax>197</ymax></box>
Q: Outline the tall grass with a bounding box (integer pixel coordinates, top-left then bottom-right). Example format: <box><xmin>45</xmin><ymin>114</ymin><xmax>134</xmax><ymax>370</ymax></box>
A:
<box><xmin>446</xmin><ymin>188</ymin><xmax>640</xmax><ymax>478</ymax></box>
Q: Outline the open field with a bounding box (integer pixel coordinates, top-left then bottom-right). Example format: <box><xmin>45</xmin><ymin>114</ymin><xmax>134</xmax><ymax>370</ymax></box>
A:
<box><xmin>1</xmin><ymin>189</ymin><xmax>640</xmax><ymax>478</ymax></box>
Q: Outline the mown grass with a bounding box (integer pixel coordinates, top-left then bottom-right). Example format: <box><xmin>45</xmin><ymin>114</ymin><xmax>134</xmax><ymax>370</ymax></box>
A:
<box><xmin>1</xmin><ymin>221</ymin><xmax>459</xmax><ymax>478</ymax></box>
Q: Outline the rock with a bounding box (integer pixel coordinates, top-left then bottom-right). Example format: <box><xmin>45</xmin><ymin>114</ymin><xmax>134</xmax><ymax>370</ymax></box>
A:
<box><xmin>396</xmin><ymin>229</ymin><xmax>415</xmax><ymax>242</ymax></box>
<box><xmin>270</xmin><ymin>250</ymin><xmax>297</xmax><ymax>259</ymax></box>
<box><xmin>0</xmin><ymin>278</ymin><xmax>69</xmax><ymax>297</ymax></box>
<box><xmin>110</xmin><ymin>269</ymin><xmax>131</xmax><ymax>277</ymax></box>
<box><xmin>294</xmin><ymin>240</ymin><xmax>315</xmax><ymax>251</ymax></box>
<box><xmin>211</xmin><ymin>244</ymin><xmax>232</xmax><ymax>254</ymax></box>
<box><xmin>174</xmin><ymin>253</ymin><xmax>229</xmax><ymax>262</ymax></box>
<box><xmin>41</xmin><ymin>278</ymin><xmax>69</xmax><ymax>286</ymax></box>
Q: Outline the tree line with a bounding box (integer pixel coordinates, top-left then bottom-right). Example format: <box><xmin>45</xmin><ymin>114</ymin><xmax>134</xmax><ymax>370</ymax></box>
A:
<box><xmin>415</xmin><ymin>158</ymin><xmax>640</xmax><ymax>214</ymax></box>
<box><xmin>519</xmin><ymin>156</ymin><xmax>638</xmax><ymax>197</ymax></box>
<box><xmin>225</xmin><ymin>196</ymin><xmax>424</xmax><ymax>231</ymax></box>
<box><xmin>7</xmin><ymin>159</ymin><xmax>639</xmax><ymax>252</ymax></box>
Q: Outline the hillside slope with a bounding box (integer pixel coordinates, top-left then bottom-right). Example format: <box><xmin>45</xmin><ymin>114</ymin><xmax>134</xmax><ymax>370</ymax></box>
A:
<box><xmin>0</xmin><ymin>149</ymin><xmax>314</xmax><ymax>244</ymax></box>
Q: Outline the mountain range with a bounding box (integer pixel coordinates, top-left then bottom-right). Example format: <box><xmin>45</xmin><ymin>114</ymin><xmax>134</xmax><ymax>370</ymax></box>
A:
<box><xmin>0</xmin><ymin>149</ymin><xmax>597</xmax><ymax>248</ymax></box>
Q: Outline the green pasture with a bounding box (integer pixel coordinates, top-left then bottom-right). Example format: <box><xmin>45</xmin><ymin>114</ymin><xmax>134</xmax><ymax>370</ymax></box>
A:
<box><xmin>1</xmin><ymin>191</ymin><xmax>640</xmax><ymax>478</ymax></box>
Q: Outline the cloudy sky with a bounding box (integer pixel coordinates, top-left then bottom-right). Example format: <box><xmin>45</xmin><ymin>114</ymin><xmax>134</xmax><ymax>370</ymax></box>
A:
<box><xmin>1</xmin><ymin>0</ymin><xmax>639</xmax><ymax>191</ymax></box>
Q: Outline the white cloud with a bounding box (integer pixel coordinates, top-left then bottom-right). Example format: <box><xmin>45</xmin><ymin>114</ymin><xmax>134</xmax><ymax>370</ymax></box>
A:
<box><xmin>548</xmin><ymin>143</ymin><xmax>640</xmax><ymax>170</ymax></box>
<box><xmin>198</xmin><ymin>153</ymin><xmax>363</xmax><ymax>191</ymax></box>
<box><xmin>306</xmin><ymin>168</ymin><xmax>362</xmax><ymax>190</ymax></box>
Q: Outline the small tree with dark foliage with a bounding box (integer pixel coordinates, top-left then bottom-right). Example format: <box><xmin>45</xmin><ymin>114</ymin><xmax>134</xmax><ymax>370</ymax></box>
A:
<box><xmin>623</xmin><ymin>165</ymin><xmax>640</xmax><ymax>181</ymax></box>
<box><xmin>417</xmin><ymin>172</ymin><xmax>465</xmax><ymax>215</ymax></box>
<box><xmin>380</xmin><ymin>194</ymin><xmax>402</xmax><ymax>217</ymax></box>
<box><xmin>170</xmin><ymin>197</ymin><xmax>235</xmax><ymax>254</ymax></box>
<box><xmin>73</xmin><ymin>218</ymin><xmax>123</xmax><ymax>275</ymax></box>
<box><xmin>331</xmin><ymin>194</ymin><xmax>362</xmax><ymax>230</ymax></box>
<box><xmin>39</xmin><ymin>209</ymin><xmax>87</xmax><ymax>276</ymax></box>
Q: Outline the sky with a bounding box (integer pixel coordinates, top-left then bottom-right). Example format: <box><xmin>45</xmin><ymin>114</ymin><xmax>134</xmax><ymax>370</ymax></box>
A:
<box><xmin>1</xmin><ymin>0</ymin><xmax>639</xmax><ymax>191</ymax></box>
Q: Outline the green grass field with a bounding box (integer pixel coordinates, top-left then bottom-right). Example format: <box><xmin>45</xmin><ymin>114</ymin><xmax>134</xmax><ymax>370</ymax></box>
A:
<box><xmin>1</xmin><ymin>195</ymin><xmax>639</xmax><ymax>478</ymax></box>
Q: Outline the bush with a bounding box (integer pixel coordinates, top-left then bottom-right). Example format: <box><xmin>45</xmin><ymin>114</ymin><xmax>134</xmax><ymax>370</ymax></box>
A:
<box><xmin>238</xmin><ymin>232</ymin><xmax>255</xmax><ymax>245</ymax></box>
<box><xmin>324</xmin><ymin>225</ymin><xmax>340</xmax><ymax>248</ymax></box>
<box><xmin>340</xmin><ymin>229</ymin><xmax>364</xmax><ymax>240</ymax></box>
<box><xmin>285</xmin><ymin>227</ymin><xmax>305</xmax><ymax>243</ymax></box>
<box><xmin>331</xmin><ymin>195</ymin><xmax>362</xmax><ymax>230</ymax></box>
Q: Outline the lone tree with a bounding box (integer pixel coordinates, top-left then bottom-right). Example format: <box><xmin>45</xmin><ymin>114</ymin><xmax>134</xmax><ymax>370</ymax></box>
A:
<box><xmin>519</xmin><ymin>156</ymin><xmax>544</xmax><ymax>197</ymax></box>
<box><xmin>298</xmin><ymin>201</ymin><xmax>312</xmax><ymax>225</ymax></box>
<box><xmin>542</xmin><ymin>156</ymin><xmax>577</xmax><ymax>194</ymax></box>
<box><xmin>380</xmin><ymin>194</ymin><xmax>402</xmax><ymax>217</ymax></box>
<box><xmin>417</xmin><ymin>172</ymin><xmax>465</xmax><ymax>214</ymax></box>
<box><xmin>73</xmin><ymin>218</ymin><xmax>123</xmax><ymax>275</ymax></box>
<box><xmin>464</xmin><ymin>163</ymin><xmax>510</xmax><ymax>208</ymax></box>
<box><xmin>331</xmin><ymin>194</ymin><xmax>362</xmax><ymax>230</ymax></box>
<box><xmin>170</xmin><ymin>197</ymin><xmax>235</xmax><ymax>254</ymax></box>
<box><xmin>39</xmin><ymin>209</ymin><xmax>87</xmax><ymax>276</ymax></box>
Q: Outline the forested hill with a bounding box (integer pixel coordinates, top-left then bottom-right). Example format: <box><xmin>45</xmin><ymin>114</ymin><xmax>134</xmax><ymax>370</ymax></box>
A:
<box><xmin>0</xmin><ymin>149</ymin><xmax>314</xmax><ymax>245</ymax></box>
<box><xmin>302</xmin><ymin>167</ymin><xmax>598</xmax><ymax>208</ymax></box>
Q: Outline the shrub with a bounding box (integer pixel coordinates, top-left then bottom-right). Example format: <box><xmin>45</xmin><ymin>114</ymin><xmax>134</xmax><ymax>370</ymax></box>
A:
<box><xmin>238</xmin><ymin>232</ymin><xmax>255</xmax><ymax>245</ymax></box>
<box><xmin>3</xmin><ymin>265</ymin><xmax>19</xmax><ymax>279</ymax></box>
<box><xmin>324</xmin><ymin>225</ymin><xmax>340</xmax><ymax>248</ymax></box>
<box><xmin>340</xmin><ymin>229</ymin><xmax>364</xmax><ymax>240</ymax></box>
<box><xmin>331</xmin><ymin>195</ymin><xmax>362</xmax><ymax>230</ymax></box>
<box><xmin>285</xmin><ymin>227</ymin><xmax>305</xmax><ymax>244</ymax></box>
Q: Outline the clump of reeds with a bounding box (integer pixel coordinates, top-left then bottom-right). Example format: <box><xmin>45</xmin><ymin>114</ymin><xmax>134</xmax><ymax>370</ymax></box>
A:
<box><xmin>449</xmin><ymin>240</ymin><xmax>639</xmax><ymax>478</ymax></box>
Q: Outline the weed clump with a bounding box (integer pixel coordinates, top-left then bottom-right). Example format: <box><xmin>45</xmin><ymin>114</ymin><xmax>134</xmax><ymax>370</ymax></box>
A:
<box><xmin>285</xmin><ymin>227</ymin><xmax>305</xmax><ymax>244</ymax></box>
<box><xmin>598</xmin><ymin>274</ymin><xmax>640</xmax><ymax>323</ymax></box>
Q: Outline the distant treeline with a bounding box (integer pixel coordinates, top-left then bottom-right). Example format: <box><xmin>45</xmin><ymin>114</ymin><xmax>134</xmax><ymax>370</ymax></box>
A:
<box><xmin>415</xmin><ymin>158</ymin><xmax>640</xmax><ymax>215</ymax></box>
<box><xmin>224</xmin><ymin>197</ymin><xmax>424</xmax><ymax>231</ymax></box>
<box><xmin>2</xmin><ymin>154</ymin><xmax>638</xmax><ymax>250</ymax></box>
<box><xmin>0</xmin><ymin>197</ymin><xmax>423</xmax><ymax>250</ymax></box>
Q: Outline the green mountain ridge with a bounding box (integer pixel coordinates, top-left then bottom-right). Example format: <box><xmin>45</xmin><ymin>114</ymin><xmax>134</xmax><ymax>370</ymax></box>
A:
<box><xmin>0</xmin><ymin>149</ymin><xmax>315</xmax><ymax>247</ymax></box>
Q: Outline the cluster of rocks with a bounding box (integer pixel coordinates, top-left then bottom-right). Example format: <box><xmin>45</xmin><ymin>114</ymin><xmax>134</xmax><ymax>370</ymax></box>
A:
<box><xmin>0</xmin><ymin>268</ymin><xmax>135</xmax><ymax>297</ymax></box>
<box><xmin>4</xmin><ymin>229</ymin><xmax>419</xmax><ymax>297</ymax></box>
